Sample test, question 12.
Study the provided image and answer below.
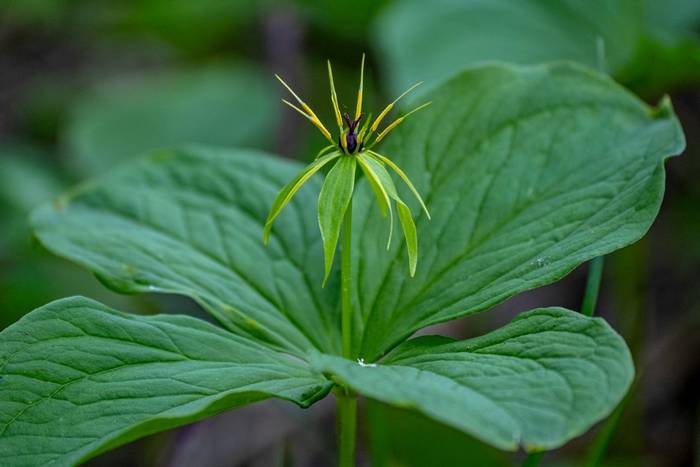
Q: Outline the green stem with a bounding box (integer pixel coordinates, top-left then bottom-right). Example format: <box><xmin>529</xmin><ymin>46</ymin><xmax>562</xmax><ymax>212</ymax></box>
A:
<box><xmin>341</xmin><ymin>198</ymin><xmax>353</xmax><ymax>359</ymax></box>
<box><xmin>337</xmin><ymin>394</ymin><xmax>358</xmax><ymax>467</ymax></box>
<box><xmin>338</xmin><ymin>199</ymin><xmax>357</xmax><ymax>467</ymax></box>
<box><xmin>584</xmin><ymin>395</ymin><xmax>627</xmax><ymax>467</ymax></box>
<box><xmin>522</xmin><ymin>452</ymin><xmax>544</xmax><ymax>467</ymax></box>
<box><xmin>581</xmin><ymin>256</ymin><xmax>604</xmax><ymax>317</ymax></box>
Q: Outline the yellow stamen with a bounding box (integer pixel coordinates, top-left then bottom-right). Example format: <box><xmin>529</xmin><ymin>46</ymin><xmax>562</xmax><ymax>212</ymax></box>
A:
<box><xmin>281</xmin><ymin>99</ymin><xmax>312</xmax><ymax>120</ymax></box>
<box><xmin>340</xmin><ymin>129</ymin><xmax>348</xmax><ymax>152</ymax></box>
<box><xmin>276</xmin><ymin>74</ymin><xmax>333</xmax><ymax>142</ymax></box>
<box><xmin>281</xmin><ymin>99</ymin><xmax>333</xmax><ymax>142</ymax></box>
<box><xmin>357</xmin><ymin>112</ymin><xmax>373</xmax><ymax>143</ymax></box>
<box><xmin>326</xmin><ymin>61</ymin><xmax>343</xmax><ymax>131</ymax></box>
<box><xmin>370</xmin><ymin>81</ymin><xmax>423</xmax><ymax>134</ymax></box>
<box><xmin>355</xmin><ymin>53</ymin><xmax>365</xmax><ymax>120</ymax></box>
<box><xmin>372</xmin><ymin>102</ymin><xmax>431</xmax><ymax>146</ymax></box>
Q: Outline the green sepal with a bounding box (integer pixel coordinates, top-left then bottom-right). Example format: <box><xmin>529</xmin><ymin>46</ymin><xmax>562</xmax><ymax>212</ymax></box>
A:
<box><xmin>368</xmin><ymin>149</ymin><xmax>430</xmax><ymax>219</ymax></box>
<box><xmin>318</xmin><ymin>156</ymin><xmax>357</xmax><ymax>285</ymax></box>
<box><xmin>358</xmin><ymin>152</ymin><xmax>419</xmax><ymax>275</ymax></box>
<box><xmin>263</xmin><ymin>151</ymin><xmax>341</xmax><ymax>244</ymax></box>
<box><xmin>357</xmin><ymin>152</ymin><xmax>395</xmax><ymax>249</ymax></box>
<box><xmin>396</xmin><ymin>199</ymin><xmax>418</xmax><ymax>276</ymax></box>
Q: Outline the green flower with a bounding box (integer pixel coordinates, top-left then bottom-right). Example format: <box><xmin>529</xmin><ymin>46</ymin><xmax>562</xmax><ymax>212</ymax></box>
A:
<box><xmin>263</xmin><ymin>54</ymin><xmax>431</xmax><ymax>284</ymax></box>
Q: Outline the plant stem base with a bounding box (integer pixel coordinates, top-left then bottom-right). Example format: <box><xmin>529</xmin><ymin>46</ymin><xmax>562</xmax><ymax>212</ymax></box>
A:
<box><xmin>337</xmin><ymin>394</ymin><xmax>357</xmax><ymax>467</ymax></box>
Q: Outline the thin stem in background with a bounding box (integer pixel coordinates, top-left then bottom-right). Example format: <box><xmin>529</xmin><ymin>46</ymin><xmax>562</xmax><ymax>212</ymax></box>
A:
<box><xmin>263</xmin><ymin>7</ymin><xmax>306</xmax><ymax>159</ymax></box>
<box><xmin>585</xmin><ymin>242</ymin><xmax>650</xmax><ymax>466</ymax></box>
<box><xmin>338</xmin><ymin>198</ymin><xmax>358</xmax><ymax>467</ymax></box>
<box><xmin>581</xmin><ymin>256</ymin><xmax>605</xmax><ymax>317</ymax></box>
<box><xmin>522</xmin><ymin>452</ymin><xmax>544</xmax><ymax>467</ymax></box>
<box><xmin>523</xmin><ymin>255</ymin><xmax>606</xmax><ymax>467</ymax></box>
<box><xmin>584</xmin><ymin>395</ymin><xmax>628</xmax><ymax>467</ymax></box>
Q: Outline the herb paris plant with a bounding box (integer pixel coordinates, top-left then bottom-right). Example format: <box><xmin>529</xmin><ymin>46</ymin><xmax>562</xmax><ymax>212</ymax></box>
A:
<box><xmin>265</xmin><ymin>55</ymin><xmax>431</xmax><ymax>282</ymax></box>
<box><xmin>0</xmin><ymin>61</ymin><xmax>684</xmax><ymax>466</ymax></box>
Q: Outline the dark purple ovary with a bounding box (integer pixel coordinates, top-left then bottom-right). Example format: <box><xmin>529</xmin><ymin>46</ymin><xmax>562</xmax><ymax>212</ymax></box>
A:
<box><xmin>342</xmin><ymin>112</ymin><xmax>363</xmax><ymax>153</ymax></box>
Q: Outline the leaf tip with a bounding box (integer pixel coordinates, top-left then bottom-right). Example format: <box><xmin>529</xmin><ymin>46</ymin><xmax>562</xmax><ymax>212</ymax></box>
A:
<box><xmin>262</xmin><ymin>224</ymin><xmax>272</xmax><ymax>245</ymax></box>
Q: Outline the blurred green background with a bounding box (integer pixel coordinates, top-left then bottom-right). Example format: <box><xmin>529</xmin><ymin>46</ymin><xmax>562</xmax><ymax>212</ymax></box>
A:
<box><xmin>0</xmin><ymin>1</ymin><xmax>698</xmax><ymax>466</ymax></box>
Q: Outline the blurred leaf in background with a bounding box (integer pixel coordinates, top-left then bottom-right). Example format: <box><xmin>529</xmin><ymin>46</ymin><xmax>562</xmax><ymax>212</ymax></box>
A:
<box><xmin>366</xmin><ymin>400</ymin><xmax>509</xmax><ymax>467</ymax></box>
<box><xmin>64</xmin><ymin>64</ymin><xmax>277</xmax><ymax>175</ymax></box>
<box><xmin>108</xmin><ymin>0</ymin><xmax>258</xmax><ymax>54</ymax></box>
<box><xmin>0</xmin><ymin>0</ymin><xmax>259</xmax><ymax>54</ymax></box>
<box><xmin>0</xmin><ymin>144</ymin><xmax>148</xmax><ymax>328</ymax></box>
<box><xmin>0</xmin><ymin>143</ymin><xmax>62</xmax><ymax>251</ymax></box>
<box><xmin>374</xmin><ymin>0</ymin><xmax>700</xmax><ymax>96</ymax></box>
<box><xmin>295</xmin><ymin>0</ymin><xmax>390</xmax><ymax>40</ymax></box>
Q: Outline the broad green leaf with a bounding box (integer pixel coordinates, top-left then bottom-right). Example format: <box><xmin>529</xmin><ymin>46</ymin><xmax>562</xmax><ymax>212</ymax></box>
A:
<box><xmin>66</xmin><ymin>64</ymin><xmax>276</xmax><ymax>175</ymax></box>
<box><xmin>313</xmin><ymin>307</ymin><xmax>633</xmax><ymax>451</ymax></box>
<box><xmin>353</xmin><ymin>63</ymin><xmax>684</xmax><ymax>359</ymax></box>
<box><xmin>318</xmin><ymin>156</ymin><xmax>356</xmax><ymax>284</ymax></box>
<box><xmin>374</xmin><ymin>0</ymin><xmax>700</xmax><ymax>95</ymax></box>
<box><xmin>0</xmin><ymin>297</ymin><xmax>331</xmax><ymax>467</ymax></box>
<box><xmin>32</xmin><ymin>147</ymin><xmax>341</xmax><ymax>355</ymax></box>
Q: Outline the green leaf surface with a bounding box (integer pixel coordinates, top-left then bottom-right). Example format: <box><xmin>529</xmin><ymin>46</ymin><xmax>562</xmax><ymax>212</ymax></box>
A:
<box><xmin>374</xmin><ymin>0</ymin><xmax>700</xmax><ymax>94</ymax></box>
<box><xmin>65</xmin><ymin>64</ymin><xmax>276</xmax><ymax>175</ymax></box>
<box><xmin>318</xmin><ymin>156</ymin><xmax>356</xmax><ymax>284</ymax></box>
<box><xmin>0</xmin><ymin>296</ymin><xmax>331</xmax><ymax>467</ymax></box>
<box><xmin>313</xmin><ymin>307</ymin><xmax>633</xmax><ymax>451</ymax></box>
<box><xmin>32</xmin><ymin>147</ymin><xmax>341</xmax><ymax>355</ymax></box>
<box><xmin>353</xmin><ymin>62</ymin><xmax>684</xmax><ymax>359</ymax></box>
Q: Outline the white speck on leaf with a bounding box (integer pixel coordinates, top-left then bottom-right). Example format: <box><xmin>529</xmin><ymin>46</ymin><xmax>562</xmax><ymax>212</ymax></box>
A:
<box><xmin>357</xmin><ymin>358</ymin><xmax>377</xmax><ymax>368</ymax></box>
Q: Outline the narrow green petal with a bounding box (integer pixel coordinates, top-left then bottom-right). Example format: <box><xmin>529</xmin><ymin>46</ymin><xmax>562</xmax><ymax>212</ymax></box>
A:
<box><xmin>327</xmin><ymin>61</ymin><xmax>343</xmax><ymax>131</ymax></box>
<box><xmin>360</xmin><ymin>152</ymin><xmax>420</xmax><ymax>275</ymax></box>
<box><xmin>276</xmin><ymin>74</ymin><xmax>334</xmax><ymax>143</ymax></box>
<box><xmin>358</xmin><ymin>152</ymin><xmax>399</xmax><ymax>198</ymax></box>
<box><xmin>369</xmin><ymin>81</ymin><xmax>424</xmax><ymax>135</ymax></box>
<box><xmin>357</xmin><ymin>154</ymin><xmax>394</xmax><ymax>249</ymax></box>
<box><xmin>396</xmin><ymin>199</ymin><xmax>418</xmax><ymax>276</ymax></box>
<box><xmin>368</xmin><ymin>150</ymin><xmax>431</xmax><ymax>219</ymax></box>
<box><xmin>355</xmin><ymin>53</ymin><xmax>365</xmax><ymax>120</ymax></box>
<box><xmin>357</xmin><ymin>112</ymin><xmax>373</xmax><ymax>143</ymax></box>
<box><xmin>315</xmin><ymin>144</ymin><xmax>336</xmax><ymax>160</ymax></box>
<box><xmin>318</xmin><ymin>156</ymin><xmax>356</xmax><ymax>285</ymax></box>
<box><xmin>363</xmin><ymin>166</ymin><xmax>388</xmax><ymax>217</ymax></box>
<box><xmin>263</xmin><ymin>152</ymin><xmax>341</xmax><ymax>244</ymax></box>
<box><xmin>371</xmin><ymin>102</ymin><xmax>432</xmax><ymax>146</ymax></box>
